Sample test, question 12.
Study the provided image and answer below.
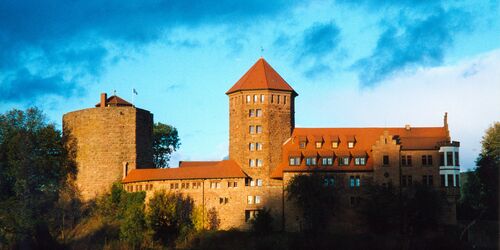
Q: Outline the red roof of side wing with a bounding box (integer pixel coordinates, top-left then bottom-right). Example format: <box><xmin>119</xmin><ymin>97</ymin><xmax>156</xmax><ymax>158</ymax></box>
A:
<box><xmin>226</xmin><ymin>58</ymin><xmax>296</xmax><ymax>95</ymax></box>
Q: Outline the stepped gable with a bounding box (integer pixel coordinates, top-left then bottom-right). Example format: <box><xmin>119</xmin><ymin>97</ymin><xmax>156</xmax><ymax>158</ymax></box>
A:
<box><xmin>122</xmin><ymin>160</ymin><xmax>247</xmax><ymax>183</ymax></box>
<box><xmin>95</xmin><ymin>95</ymin><xmax>133</xmax><ymax>107</ymax></box>
<box><xmin>226</xmin><ymin>58</ymin><xmax>297</xmax><ymax>95</ymax></box>
<box><xmin>271</xmin><ymin>126</ymin><xmax>449</xmax><ymax>179</ymax></box>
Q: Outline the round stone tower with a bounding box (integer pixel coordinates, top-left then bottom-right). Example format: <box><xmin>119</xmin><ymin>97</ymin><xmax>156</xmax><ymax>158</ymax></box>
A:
<box><xmin>63</xmin><ymin>93</ymin><xmax>153</xmax><ymax>200</ymax></box>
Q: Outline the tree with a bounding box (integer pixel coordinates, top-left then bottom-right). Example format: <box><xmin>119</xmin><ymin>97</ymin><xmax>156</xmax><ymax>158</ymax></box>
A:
<box><xmin>250</xmin><ymin>207</ymin><xmax>273</xmax><ymax>235</ymax></box>
<box><xmin>286</xmin><ymin>174</ymin><xmax>337</xmax><ymax>233</ymax></box>
<box><xmin>0</xmin><ymin>108</ymin><xmax>76</xmax><ymax>248</ymax></box>
<box><xmin>153</xmin><ymin>122</ymin><xmax>180</xmax><ymax>168</ymax></box>
<box><xmin>206</xmin><ymin>207</ymin><xmax>220</xmax><ymax>231</ymax></box>
<box><xmin>147</xmin><ymin>191</ymin><xmax>195</xmax><ymax>245</ymax></box>
<box><xmin>357</xmin><ymin>184</ymin><xmax>400</xmax><ymax>234</ymax></box>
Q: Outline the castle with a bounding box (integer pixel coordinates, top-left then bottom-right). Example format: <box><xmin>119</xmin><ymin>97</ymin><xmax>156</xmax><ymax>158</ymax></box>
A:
<box><xmin>63</xmin><ymin>58</ymin><xmax>461</xmax><ymax>231</ymax></box>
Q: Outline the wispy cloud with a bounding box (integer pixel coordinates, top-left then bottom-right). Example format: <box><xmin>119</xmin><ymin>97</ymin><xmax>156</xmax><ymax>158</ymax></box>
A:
<box><xmin>0</xmin><ymin>0</ymin><xmax>301</xmax><ymax>103</ymax></box>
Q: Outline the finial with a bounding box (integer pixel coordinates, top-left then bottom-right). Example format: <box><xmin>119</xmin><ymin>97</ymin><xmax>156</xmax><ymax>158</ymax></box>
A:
<box><xmin>113</xmin><ymin>90</ymin><xmax>117</xmax><ymax>96</ymax></box>
<box><xmin>260</xmin><ymin>46</ymin><xmax>264</xmax><ymax>58</ymax></box>
<box><xmin>444</xmin><ymin>112</ymin><xmax>448</xmax><ymax>128</ymax></box>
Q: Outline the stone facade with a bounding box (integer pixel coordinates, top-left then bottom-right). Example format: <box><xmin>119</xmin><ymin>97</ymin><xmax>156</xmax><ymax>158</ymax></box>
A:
<box><xmin>63</xmin><ymin>96</ymin><xmax>153</xmax><ymax>200</ymax></box>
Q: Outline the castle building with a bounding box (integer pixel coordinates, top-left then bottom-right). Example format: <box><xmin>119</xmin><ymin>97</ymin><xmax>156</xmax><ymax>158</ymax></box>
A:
<box><xmin>65</xmin><ymin>58</ymin><xmax>461</xmax><ymax>231</ymax></box>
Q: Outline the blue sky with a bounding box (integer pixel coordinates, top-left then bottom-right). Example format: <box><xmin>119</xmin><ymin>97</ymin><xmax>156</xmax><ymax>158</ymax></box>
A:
<box><xmin>1</xmin><ymin>0</ymin><xmax>499</xmax><ymax>171</ymax></box>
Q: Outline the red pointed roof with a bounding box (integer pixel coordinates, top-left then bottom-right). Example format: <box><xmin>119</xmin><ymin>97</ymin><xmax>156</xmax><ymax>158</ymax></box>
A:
<box><xmin>226</xmin><ymin>58</ymin><xmax>296</xmax><ymax>95</ymax></box>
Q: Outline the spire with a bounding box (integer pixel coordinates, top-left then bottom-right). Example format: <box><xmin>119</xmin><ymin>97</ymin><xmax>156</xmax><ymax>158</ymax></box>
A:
<box><xmin>226</xmin><ymin>58</ymin><xmax>297</xmax><ymax>95</ymax></box>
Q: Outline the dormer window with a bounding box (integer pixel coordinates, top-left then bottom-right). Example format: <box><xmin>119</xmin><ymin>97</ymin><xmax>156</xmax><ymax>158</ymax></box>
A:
<box><xmin>289</xmin><ymin>157</ymin><xmax>301</xmax><ymax>166</ymax></box>
<box><xmin>315</xmin><ymin>142</ymin><xmax>322</xmax><ymax>149</ymax></box>
<box><xmin>330</xmin><ymin>136</ymin><xmax>339</xmax><ymax>148</ymax></box>
<box><xmin>339</xmin><ymin>156</ymin><xmax>350</xmax><ymax>166</ymax></box>
<box><xmin>314</xmin><ymin>136</ymin><xmax>323</xmax><ymax>149</ymax></box>
<box><xmin>298</xmin><ymin>136</ymin><xmax>307</xmax><ymax>149</ymax></box>
<box><xmin>347</xmin><ymin>136</ymin><xmax>356</xmax><ymax>148</ymax></box>
<box><xmin>305</xmin><ymin>157</ymin><xmax>317</xmax><ymax>166</ymax></box>
<box><xmin>354</xmin><ymin>157</ymin><xmax>366</xmax><ymax>166</ymax></box>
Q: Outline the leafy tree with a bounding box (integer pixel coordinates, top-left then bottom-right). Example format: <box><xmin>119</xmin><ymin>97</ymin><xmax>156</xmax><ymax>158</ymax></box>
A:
<box><xmin>402</xmin><ymin>184</ymin><xmax>444</xmax><ymax>234</ymax></box>
<box><xmin>147</xmin><ymin>191</ymin><xmax>195</xmax><ymax>245</ymax></box>
<box><xmin>153</xmin><ymin>122</ymin><xmax>180</xmax><ymax>168</ymax></box>
<box><xmin>357</xmin><ymin>184</ymin><xmax>400</xmax><ymax>234</ymax></box>
<box><xmin>0</xmin><ymin>108</ymin><xmax>76</xmax><ymax>248</ymax></box>
<box><xmin>286</xmin><ymin>174</ymin><xmax>337</xmax><ymax>233</ymax></box>
<box><xmin>207</xmin><ymin>207</ymin><xmax>220</xmax><ymax>231</ymax></box>
<box><xmin>250</xmin><ymin>207</ymin><xmax>273</xmax><ymax>235</ymax></box>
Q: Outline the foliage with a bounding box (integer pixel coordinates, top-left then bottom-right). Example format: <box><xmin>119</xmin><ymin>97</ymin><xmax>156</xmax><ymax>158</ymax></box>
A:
<box><xmin>459</xmin><ymin>122</ymin><xmax>499</xmax><ymax>221</ymax></box>
<box><xmin>153</xmin><ymin>122</ymin><xmax>180</xmax><ymax>168</ymax></box>
<box><xmin>357</xmin><ymin>184</ymin><xmax>400</xmax><ymax>234</ymax></box>
<box><xmin>286</xmin><ymin>174</ymin><xmax>337</xmax><ymax>233</ymax></box>
<box><xmin>147</xmin><ymin>190</ymin><xmax>196</xmax><ymax>245</ymax></box>
<box><xmin>0</xmin><ymin>108</ymin><xmax>76</xmax><ymax>248</ymax></box>
<box><xmin>207</xmin><ymin>207</ymin><xmax>221</xmax><ymax>231</ymax></box>
<box><xmin>402</xmin><ymin>184</ymin><xmax>444</xmax><ymax>234</ymax></box>
<box><xmin>250</xmin><ymin>207</ymin><xmax>273</xmax><ymax>235</ymax></box>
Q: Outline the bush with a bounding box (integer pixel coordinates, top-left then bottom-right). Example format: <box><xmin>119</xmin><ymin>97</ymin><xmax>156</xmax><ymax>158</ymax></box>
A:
<box><xmin>251</xmin><ymin>208</ymin><xmax>273</xmax><ymax>235</ymax></box>
<box><xmin>207</xmin><ymin>207</ymin><xmax>221</xmax><ymax>231</ymax></box>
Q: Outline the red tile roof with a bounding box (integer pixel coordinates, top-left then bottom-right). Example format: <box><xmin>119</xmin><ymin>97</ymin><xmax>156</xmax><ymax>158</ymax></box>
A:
<box><xmin>95</xmin><ymin>95</ymin><xmax>133</xmax><ymax>107</ymax></box>
<box><xmin>271</xmin><ymin>126</ymin><xmax>449</xmax><ymax>179</ymax></box>
<box><xmin>226</xmin><ymin>58</ymin><xmax>296</xmax><ymax>95</ymax></box>
<box><xmin>122</xmin><ymin>160</ymin><xmax>247</xmax><ymax>183</ymax></box>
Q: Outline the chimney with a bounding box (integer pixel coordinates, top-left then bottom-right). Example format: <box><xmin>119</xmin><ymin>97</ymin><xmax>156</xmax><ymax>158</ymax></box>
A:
<box><xmin>100</xmin><ymin>93</ymin><xmax>107</xmax><ymax>107</ymax></box>
<box><xmin>405</xmin><ymin>124</ymin><xmax>411</xmax><ymax>131</ymax></box>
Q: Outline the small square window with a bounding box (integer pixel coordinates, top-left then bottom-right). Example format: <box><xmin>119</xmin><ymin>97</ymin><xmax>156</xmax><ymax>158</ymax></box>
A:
<box><xmin>331</xmin><ymin>142</ymin><xmax>339</xmax><ymax>148</ymax></box>
<box><xmin>256</xmin><ymin>125</ymin><xmax>263</xmax><ymax>133</ymax></box>
<box><xmin>257</xmin><ymin>179</ymin><xmax>263</xmax><ymax>186</ymax></box>
<box><xmin>257</xmin><ymin>159</ymin><xmax>263</xmax><ymax>167</ymax></box>
<box><xmin>299</xmin><ymin>141</ymin><xmax>306</xmax><ymax>148</ymax></box>
<box><xmin>247</xmin><ymin>196</ymin><xmax>254</xmax><ymax>204</ymax></box>
<box><xmin>249</xmin><ymin>109</ymin><xmax>255</xmax><ymax>117</ymax></box>
<box><xmin>249</xmin><ymin>143</ymin><xmax>255</xmax><ymax>151</ymax></box>
<box><xmin>348</xmin><ymin>142</ymin><xmax>355</xmax><ymax>148</ymax></box>
<box><xmin>255</xmin><ymin>196</ymin><xmax>261</xmax><ymax>204</ymax></box>
<box><xmin>339</xmin><ymin>157</ymin><xmax>350</xmax><ymax>166</ymax></box>
<box><xmin>249</xmin><ymin>126</ymin><xmax>255</xmax><ymax>134</ymax></box>
<box><xmin>249</xmin><ymin>159</ymin><xmax>255</xmax><ymax>167</ymax></box>
<box><xmin>256</xmin><ymin>109</ymin><xmax>262</xmax><ymax>117</ymax></box>
<box><xmin>315</xmin><ymin>142</ymin><xmax>322</xmax><ymax>149</ymax></box>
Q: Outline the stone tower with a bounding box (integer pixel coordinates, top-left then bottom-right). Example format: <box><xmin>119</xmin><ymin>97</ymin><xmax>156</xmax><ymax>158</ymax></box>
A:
<box><xmin>63</xmin><ymin>93</ymin><xmax>153</xmax><ymax>200</ymax></box>
<box><xmin>226</xmin><ymin>58</ymin><xmax>297</xmax><ymax>224</ymax></box>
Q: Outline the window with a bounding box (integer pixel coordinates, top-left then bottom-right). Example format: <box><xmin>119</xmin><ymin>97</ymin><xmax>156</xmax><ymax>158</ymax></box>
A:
<box><xmin>245</xmin><ymin>178</ymin><xmax>256</xmax><ymax>187</ymax></box>
<box><xmin>455</xmin><ymin>152</ymin><xmax>459</xmax><ymax>166</ymax></box>
<box><xmin>383</xmin><ymin>155</ymin><xmax>389</xmax><ymax>165</ymax></box>
<box><xmin>255</xmin><ymin>196</ymin><xmax>261</xmax><ymax>204</ymax></box>
<box><xmin>324</xmin><ymin>177</ymin><xmax>335</xmax><ymax>186</ymax></box>
<box><xmin>402</xmin><ymin>155</ymin><xmax>412</xmax><ymax>166</ymax></box>
<box><xmin>305</xmin><ymin>157</ymin><xmax>317</xmax><ymax>166</ymax></box>
<box><xmin>428</xmin><ymin>155</ymin><xmax>433</xmax><ymax>165</ymax></box>
<box><xmin>448</xmin><ymin>174</ymin><xmax>454</xmax><ymax>187</ymax></box>
<box><xmin>210</xmin><ymin>182</ymin><xmax>221</xmax><ymax>189</ymax></box>
<box><xmin>175</xmin><ymin>183</ymin><xmax>179</xmax><ymax>189</ymax></box>
<box><xmin>277</xmin><ymin>95</ymin><xmax>281</xmax><ymax>104</ymax></box>
<box><xmin>289</xmin><ymin>157</ymin><xmax>301</xmax><ymax>166</ymax></box>
<box><xmin>350</xmin><ymin>176</ymin><xmax>360</xmax><ymax>188</ymax></box>
<box><xmin>440</xmin><ymin>174</ymin><xmax>446</xmax><ymax>187</ymax></box>
<box><xmin>256</xmin><ymin>142</ymin><xmax>263</xmax><ymax>151</ymax></box>
<box><xmin>186</xmin><ymin>183</ymin><xmax>190</xmax><ymax>189</ymax></box>
<box><xmin>257</xmin><ymin>179</ymin><xmax>263</xmax><ymax>187</ymax></box>
<box><xmin>249</xmin><ymin>125</ymin><xmax>255</xmax><ymax>134</ymax></box>
<box><xmin>247</xmin><ymin>196</ymin><xmax>254</xmax><ymax>204</ymax></box>
<box><xmin>228</xmin><ymin>181</ymin><xmax>233</xmax><ymax>188</ymax></box>
<box><xmin>440</xmin><ymin>152</ymin><xmax>445</xmax><ymax>166</ymax></box>
<box><xmin>249</xmin><ymin>143</ymin><xmax>255</xmax><ymax>151</ymax></box>
<box><xmin>249</xmin><ymin>159</ymin><xmax>255</xmax><ymax>167</ymax></box>
<box><xmin>348</xmin><ymin>142</ymin><xmax>355</xmax><ymax>148</ymax></box>
<box><xmin>322</xmin><ymin>157</ymin><xmax>333</xmax><ymax>166</ymax></box>
<box><xmin>246</xmin><ymin>95</ymin><xmax>251</xmax><ymax>103</ymax></box>
<box><xmin>354</xmin><ymin>157</ymin><xmax>366</xmax><ymax>166</ymax></box>
<box><xmin>284</xmin><ymin>96</ymin><xmax>287</xmax><ymax>104</ymax></box>
<box><xmin>402</xmin><ymin>175</ymin><xmax>412</xmax><ymax>187</ymax></box>
<box><xmin>331</xmin><ymin>141</ymin><xmax>339</xmax><ymax>148</ymax></box>
<box><xmin>260</xmin><ymin>94</ymin><xmax>265</xmax><ymax>103</ymax></box>
<box><xmin>315</xmin><ymin>141</ymin><xmax>322</xmax><ymax>149</ymax></box>
<box><xmin>422</xmin><ymin>175</ymin><xmax>433</xmax><ymax>186</ymax></box>
<box><xmin>245</xmin><ymin>210</ymin><xmax>259</xmax><ymax>222</ymax></box>
<box><xmin>299</xmin><ymin>141</ymin><xmax>306</xmax><ymax>148</ymax></box>
<box><xmin>447</xmin><ymin>152</ymin><xmax>453</xmax><ymax>166</ymax></box>
<box><xmin>234</xmin><ymin>181</ymin><xmax>238</xmax><ymax>187</ymax></box>
<box><xmin>256</xmin><ymin>109</ymin><xmax>262</xmax><ymax>117</ymax></box>
<box><xmin>257</xmin><ymin>159</ymin><xmax>263</xmax><ymax>167</ymax></box>
<box><xmin>249</xmin><ymin>109</ymin><xmax>255</xmax><ymax>117</ymax></box>
<box><xmin>455</xmin><ymin>174</ymin><xmax>460</xmax><ymax>187</ymax></box>
<box><xmin>256</xmin><ymin>125</ymin><xmax>263</xmax><ymax>133</ymax></box>
<box><xmin>422</xmin><ymin>155</ymin><xmax>427</xmax><ymax>165</ymax></box>
<box><xmin>271</xmin><ymin>95</ymin><xmax>274</xmax><ymax>103</ymax></box>
<box><xmin>339</xmin><ymin>157</ymin><xmax>349</xmax><ymax>166</ymax></box>
<box><xmin>254</xmin><ymin>95</ymin><xmax>258</xmax><ymax>103</ymax></box>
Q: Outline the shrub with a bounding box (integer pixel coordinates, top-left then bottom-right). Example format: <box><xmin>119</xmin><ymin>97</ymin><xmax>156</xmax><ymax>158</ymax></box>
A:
<box><xmin>251</xmin><ymin>207</ymin><xmax>273</xmax><ymax>235</ymax></box>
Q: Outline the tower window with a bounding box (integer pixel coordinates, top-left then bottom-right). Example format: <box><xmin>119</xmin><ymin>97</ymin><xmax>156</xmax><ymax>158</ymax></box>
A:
<box><xmin>246</xmin><ymin>95</ymin><xmax>251</xmax><ymax>103</ymax></box>
<box><xmin>254</xmin><ymin>95</ymin><xmax>258</xmax><ymax>103</ymax></box>
<box><xmin>305</xmin><ymin>157</ymin><xmax>317</xmax><ymax>166</ymax></box>
<box><xmin>249</xmin><ymin>109</ymin><xmax>255</xmax><ymax>117</ymax></box>
<box><xmin>249</xmin><ymin>126</ymin><xmax>255</xmax><ymax>134</ymax></box>
<box><xmin>256</xmin><ymin>179</ymin><xmax>263</xmax><ymax>186</ymax></box>
<box><xmin>260</xmin><ymin>94</ymin><xmax>265</xmax><ymax>103</ymax></box>
<box><xmin>249</xmin><ymin>159</ymin><xmax>255</xmax><ymax>167</ymax></box>
<box><xmin>289</xmin><ymin>157</ymin><xmax>301</xmax><ymax>166</ymax></box>
<box><xmin>257</xmin><ymin>159</ymin><xmax>263</xmax><ymax>167</ymax></box>
<box><xmin>249</xmin><ymin>143</ymin><xmax>255</xmax><ymax>151</ymax></box>
<box><xmin>256</xmin><ymin>142</ymin><xmax>263</xmax><ymax>151</ymax></box>
<box><xmin>284</xmin><ymin>96</ymin><xmax>287</xmax><ymax>104</ymax></box>
<box><xmin>256</xmin><ymin>109</ymin><xmax>262</xmax><ymax>117</ymax></box>
<box><xmin>256</xmin><ymin>125</ymin><xmax>263</xmax><ymax>133</ymax></box>
<box><xmin>277</xmin><ymin>95</ymin><xmax>281</xmax><ymax>104</ymax></box>
<box><xmin>271</xmin><ymin>95</ymin><xmax>274</xmax><ymax>103</ymax></box>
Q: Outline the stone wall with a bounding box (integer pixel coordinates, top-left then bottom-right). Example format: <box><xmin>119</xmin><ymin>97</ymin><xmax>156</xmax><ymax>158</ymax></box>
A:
<box><xmin>63</xmin><ymin>106</ymin><xmax>153</xmax><ymax>200</ymax></box>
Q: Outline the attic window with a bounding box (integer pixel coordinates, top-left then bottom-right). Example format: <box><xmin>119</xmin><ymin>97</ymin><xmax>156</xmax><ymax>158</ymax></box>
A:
<box><xmin>330</xmin><ymin>136</ymin><xmax>339</xmax><ymax>148</ymax></box>
<box><xmin>298</xmin><ymin>136</ymin><xmax>307</xmax><ymax>148</ymax></box>
<box><xmin>315</xmin><ymin>142</ymin><xmax>322</xmax><ymax>149</ymax></box>
<box><xmin>315</xmin><ymin>136</ymin><xmax>323</xmax><ymax>149</ymax></box>
<box><xmin>347</xmin><ymin>136</ymin><xmax>356</xmax><ymax>148</ymax></box>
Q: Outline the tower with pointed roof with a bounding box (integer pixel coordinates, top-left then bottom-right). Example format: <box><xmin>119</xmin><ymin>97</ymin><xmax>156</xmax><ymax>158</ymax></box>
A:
<box><xmin>226</xmin><ymin>58</ymin><xmax>297</xmax><ymax>220</ymax></box>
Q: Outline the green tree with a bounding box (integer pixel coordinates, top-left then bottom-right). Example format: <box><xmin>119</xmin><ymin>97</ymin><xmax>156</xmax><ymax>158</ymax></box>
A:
<box><xmin>286</xmin><ymin>174</ymin><xmax>337</xmax><ymax>233</ymax></box>
<box><xmin>153</xmin><ymin>122</ymin><xmax>180</xmax><ymax>168</ymax></box>
<box><xmin>206</xmin><ymin>207</ymin><xmax>220</xmax><ymax>231</ymax></box>
<box><xmin>358</xmin><ymin>184</ymin><xmax>400</xmax><ymax>234</ymax></box>
<box><xmin>0</xmin><ymin>108</ymin><xmax>76</xmax><ymax>248</ymax></box>
<box><xmin>147</xmin><ymin>191</ymin><xmax>195</xmax><ymax>245</ymax></box>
